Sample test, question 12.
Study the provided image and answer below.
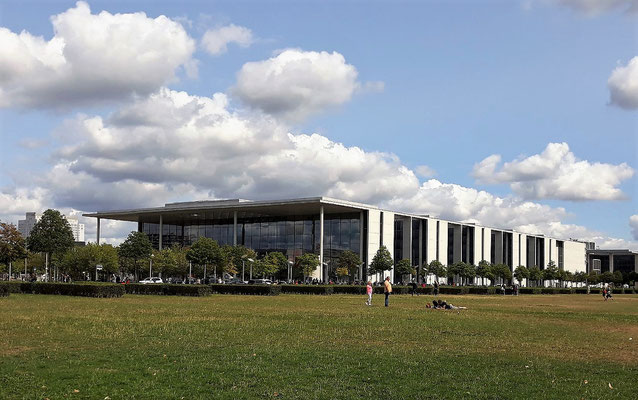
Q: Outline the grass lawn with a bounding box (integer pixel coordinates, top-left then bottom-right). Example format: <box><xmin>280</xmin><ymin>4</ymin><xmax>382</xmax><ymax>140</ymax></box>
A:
<box><xmin>1</xmin><ymin>293</ymin><xmax>637</xmax><ymax>399</ymax></box>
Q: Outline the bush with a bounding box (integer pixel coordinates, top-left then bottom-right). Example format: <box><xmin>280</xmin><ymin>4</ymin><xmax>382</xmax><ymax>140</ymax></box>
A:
<box><xmin>519</xmin><ymin>287</ymin><xmax>542</xmax><ymax>295</ymax></box>
<box><xmin>0</xmin><ymin>284</ymin><xmax>9</xmax><ymax>297</ymax></box>
<box><xmin>280</xmin><ymin>285</ymin><xmax>333</xmax><ymax>295</ymax></box>
<box><xmin>439</xmin><ymin>286</ymin><xmax>470</xmax><ymax>295</ymax></box>
<box><xmin>210</xmin><ymin>284</ymin><xmax>281</xmax><ymax>295</ymax></box>
<box><xmin>332</xmin><ymin>285</ymin><xmax>366</xmax><ymax>295</ymax></box>
<box><xmin>125</xmin><ymin>284</ymin><xmax>211</xmax><ymax>296</ymax></box>
<box><xmin>3</xmin><ymin>282</ymin><xmax>124</xmax><ymax>297</ymax></box>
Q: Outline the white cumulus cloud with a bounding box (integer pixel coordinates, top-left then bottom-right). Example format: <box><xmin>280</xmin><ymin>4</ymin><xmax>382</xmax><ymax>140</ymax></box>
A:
<box><xmin>201</xmin><ymin>24</ymin><xmax>254</xmax><ymax>55</ymax></box>
<box><xmin>608</xmin><ymin>56</ymin><xmax>638</xmax><ymax>110</ymax></box>
<box><xmin>0</xmin><ymin>1</ymin><xmax>196</xmax><ymax>109</ymax></box>
<box><xmin>233</xmin><ymin>49</ymin><xmax>368</xmax><ymax>121</ymax></box>
<box><xmin>472</xmin><ymin>142</ymin><xmax>634</xmax><ymax>201</ymax></box>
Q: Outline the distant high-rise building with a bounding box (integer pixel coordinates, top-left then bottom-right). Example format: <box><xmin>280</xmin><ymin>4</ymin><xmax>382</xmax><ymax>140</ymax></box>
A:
<box><xmin>18</xmin><ymin>212</ymin><xmax>85</xmax><ymax>242</ymax></box>
<box><xmin>17</xmin><ymin>212</ymin><xmax>40</xmax><ymax>238</ymax></box>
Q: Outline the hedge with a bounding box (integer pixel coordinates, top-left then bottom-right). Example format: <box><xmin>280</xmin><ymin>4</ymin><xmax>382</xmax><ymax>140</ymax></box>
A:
<box><xmin>125</xmin><ymin>284</ymin><xmax>211</xmax><ymax>296</ymax></box>
<box><xmin>210</xmin><ymin>284</ymin><xmax>281</xmax><ymax>295</ymax></box>
<box><xmin>1</xmin><ymin>282</ymin><xmax>124</xmax><ymax>297</ymax></box>
<box><xmin>0</xmin><ymin>284</ymin><xmax>9</xmax><ymax>297</ymax></box>
<box><xmin>280</xmin><ymin>285</ymin><xmax>334</xmax><ymax>295</ymax></box>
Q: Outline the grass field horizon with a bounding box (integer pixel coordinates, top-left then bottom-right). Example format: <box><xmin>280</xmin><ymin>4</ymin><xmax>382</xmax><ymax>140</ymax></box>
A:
<box><xmin>1</xmin><ymin>293</ymin><xmax>637</xmax><ymax>399</ymax></box>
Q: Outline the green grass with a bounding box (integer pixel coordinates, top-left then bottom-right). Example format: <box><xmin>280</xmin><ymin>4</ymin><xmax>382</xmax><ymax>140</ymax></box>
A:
<box><xmin>1</xmin><ymin>294</ymin><xmax>637</xmax><ymax>399</ymax></box>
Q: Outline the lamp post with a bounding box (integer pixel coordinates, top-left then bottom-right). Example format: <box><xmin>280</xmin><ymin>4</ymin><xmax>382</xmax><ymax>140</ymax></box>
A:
<box><xmin>322</xmin><ymin>261</ymin><xmax>329</xmax><ymax>284</ymax></box>
<box><xmin>149</xmin><ymin>253</ymin><xmax>154</xmax><ymax>279</ymax></box>
<box><xmin>247</xmin><ymin>257</ymin><xmax>255</xmax><ymax>280</ymax></box>
<box><xmin>287</xmin><ymin>260</ymin><xmax>293</xmax><ymax>282</ymax></box>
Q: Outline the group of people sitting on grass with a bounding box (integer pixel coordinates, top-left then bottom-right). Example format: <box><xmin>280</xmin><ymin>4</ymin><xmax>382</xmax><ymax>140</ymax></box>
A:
<box><xmin>426</xmin><ymin>299</ymin><xmax>467</xmax><ymax>310</ymax></box>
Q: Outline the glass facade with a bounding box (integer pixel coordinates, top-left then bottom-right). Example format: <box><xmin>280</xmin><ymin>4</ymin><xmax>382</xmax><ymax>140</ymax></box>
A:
<box><xmin>141</xmin><ymin>213</ymin><xmax>361</xmax><ymax>279</ymax></box>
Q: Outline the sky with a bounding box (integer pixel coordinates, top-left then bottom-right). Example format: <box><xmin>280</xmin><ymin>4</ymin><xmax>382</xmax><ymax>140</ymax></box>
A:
<box><xmin>0</xmin><ymin>0</ymin><xmax>637</xmax><ymax>248</ymax></box>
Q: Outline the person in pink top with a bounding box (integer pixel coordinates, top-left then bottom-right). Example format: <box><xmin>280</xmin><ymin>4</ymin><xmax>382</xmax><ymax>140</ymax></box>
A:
<box><xmin>365</xmin><ymin>281</ymin><xmax>373</xmax><ymax>306</ymax></box>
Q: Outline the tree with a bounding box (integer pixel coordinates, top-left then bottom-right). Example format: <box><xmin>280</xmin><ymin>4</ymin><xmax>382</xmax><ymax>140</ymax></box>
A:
<box><xmin>61</xmin><ymin>243</ymin><xmax>118</xmax><ymax>280</ymax></box>
<box><xmin>151</xmin><ymin>247</ymin><xmax>177</xmax><ymax>278</ymax></box>
<box><xmin>514</xmin><ymin>266</ymin><xmax>529</xmax><ymax>287</ymax></box>
<box><xmin>26</xmin><ymin>209</ymin><xmax>75</xmax><ymax>281</ymax></box>
<box><xmin>476</xmin><ymin>260</ymin><xmax>491</xmax><ymax>286</ymax></box>
<box><xmin>395</xmin><ymin>259</ymin><xmax>416</xmax><ymax>283</ymax></box>
<box><xmin>0</xmin><ymin>222</ymin><xmax>27</xmax><ymax>280</ymax></box>
<box><xmin>336</xmin><ymin>250</ymin><xmax>362</xmax><ymax>283</ymax></box>
<box><xmin>528</xmin><ymin>266</ymin><xmax>542</xmax><ymax>287</ymax></box>
<box><xmin>335</xmin><ymin>267</ymin><xmax>350</xmax><ymax>281</ymax></box>
<box><xmin>260</xmin><ymin>252</ymin><xmax>288</xmax><ymax>279</ymax></box>
<box><xmin>493</xmin><ymin>264</ymin><xmax>512</xmax><ymax>285</ymax></box>
<box><xmin>543</xmin><ymin>262</ymin><xmax>559</xmax><ymax>285</ymax></box>
<box><xmin>368</xmin><ymin>246</ymin><xmax>393</xmax><ymax>278</ymax></box>
<box><xmin>446</xmin><ymin>262</ymin><xmax>462</xmax><ymax>284</ymax></box>
<box><xmin>223</xmin><ymin>245</ymin><xmax>256</xmax><ymax>278</ymax></box>
<box><xmin>297</xmin><ymin>253</ymin><xmax>319</xmax><ymax>281</ymax></box>
<box><xmin>427</xmin><ymin>260</ymin><xmax>446</xmax><ymax>283</ymax></box>
<box><xmin>587</xmin><ymin>271</ymin><xmax>600</xmax><ymax>285</ymax></box>
<box><xmin>186</xmin><ymin>237</ymin><xmax>222</xmax><ymax>282</ymax></box>
<box><xmin>459</xmin><ymin>263</ymin><xmax>476</xmax><ymax>286</ymax></box>
<box><xmin>574</xmin><ymin>271</ymin><xmax>587</xmax><ymax>285</ymax></box>
<box><xmin>612</xmin><ymin>271</ymin><xmax>623</xmax><ymax>286</ymax></box>
<box><xmin>118</xmin><ymin>231</ymin><xmax>153</xmax><ymax>281</ymax></box>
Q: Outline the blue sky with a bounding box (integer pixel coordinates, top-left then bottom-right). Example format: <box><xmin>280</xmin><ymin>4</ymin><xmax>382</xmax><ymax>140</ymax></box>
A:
<box><xmin>0</xmin><ymin>0</ymin><xmax>636</xmax><ymax>246</ymax></box>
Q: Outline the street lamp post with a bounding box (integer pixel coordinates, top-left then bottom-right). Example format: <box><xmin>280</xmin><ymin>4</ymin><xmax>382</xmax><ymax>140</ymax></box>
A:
<box><xmin>287</xmin><ymin>260</ymin><xmax>293</xmax><ymax>282</ymax></box>
<box><xmin>149</xmin><ymin>253</ymin><xmax>154</xmax><ymax>279</ymax></box>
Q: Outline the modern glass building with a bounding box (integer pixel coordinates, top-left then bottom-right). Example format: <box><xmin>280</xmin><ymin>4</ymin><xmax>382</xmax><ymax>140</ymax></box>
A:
<box><xmin>84</xmin><ymin>196</ymin><xmax>590</xmax><ymax>282</ymax></box>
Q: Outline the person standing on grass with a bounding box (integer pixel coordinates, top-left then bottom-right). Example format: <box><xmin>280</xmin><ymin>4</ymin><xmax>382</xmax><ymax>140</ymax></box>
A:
<box><xmin>365</xmin><ymin>281</ymin><xmax>373</xmax><ymax>306</ymax></box>
<box><xmin>433</xmin><ymin>280</ymin><xmax>439</xmax><ymax>296</ymax></box>
<box><xmin>410</xmin><ymin>279</ymin><xmax>418</xmax><ymax>296</ymax></box>
<box><xmin>384</xmin><ymin>276</ymin><xmax>392</xmax><ymax>307</ymax></box>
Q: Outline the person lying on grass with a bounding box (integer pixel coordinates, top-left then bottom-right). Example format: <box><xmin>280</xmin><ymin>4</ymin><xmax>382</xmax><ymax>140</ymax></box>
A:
<box><xmin>426</xmin><ymin>299</ymin><xmax>467</xmax><ymax>310</ymax></box>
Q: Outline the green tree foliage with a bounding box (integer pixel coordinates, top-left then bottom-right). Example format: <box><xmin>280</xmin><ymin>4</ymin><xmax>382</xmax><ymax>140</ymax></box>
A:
<box><xmin>26</xmin><ymin>210</ymin><xmax>75</xmax><ymax>279</ymax></box>
<box><xmin>459</xmin><ymin>263</ymin><xmax>476</xmax><ymax>286</ymax></box>
<box><xmin>492</xmin><ymin>264</ymin><xmax>512</xmax><ymax>284</ymax></box>
<box><xmin>543</xmin><ymin>262</ymin><xmax>559</xmax><ymax>282</ymax></box>
<box><xmin>476</xmin><ymin>260</ymin><xmax>491</xmax><ymax>285</ymax></box>
<box><xmin>297</xmin><ymin>253</ymin><xmax>319</xmax><ymax>280</ymax></box>
<box><xmin>574</xmin><ymin>271</ymin><xmax>587</xmax><ymax>284</ymax></box>
<box><xmin>259</xmin><ymin>252</ymin><xmax>288</xmax><ymax>278</ymax></box>
<box><xmin>0</xmin><ymin>222</ymin><xmax>27</xmax><ymax>277</ymax></box>
<box><xmin>528</xmin><ymin>266</ymin><xmax>542</xmax><ymax>287</ymax></box>
<box><xmin>586</xmin><ymin>271</ymin><xmax>600</xmax><ymax>285</ymax></box>
<box><xmin>514</xmin><ymin>265</ymin><xmax>529</xmax><ymax>286</ymax></box>
<box><xmin>61</xmin><ymin>243</ymin><xmax>118</xmax><ymax>280</ymax></box>
<box><xmin>395</xmin><ymin>259</ymin><xmax>416</xmax><ymax>281</ymax></box>
<box><xmin>186</xmin><ymin>237</ymin><xmax>222</xmax><ymax>280</ymax></box>
<box><xmin>223</xmin><ymin>245</ymin><xmax>256</xmax><ymax>276</ymax></box>
<box><xmin>336</xmin><ymin>250</ymin><xmax>362</xmax><ymax>283</ymax></box>
<box><xmin>427</xmin><ymin>260</ymin><xmax>447</xmax><ymax>281</ymax></box>
<box><xmin>118</xmin><ymin>231</ymin><xmax>153</xmax><ymax>281</ymax></box>
<box><xmin>611</xmin><ymin>271</ymin><xmax>623</xmax><ymax>285</ymax></box>
<box><xmin>368</xmin><ymin>246</ymin><xmax>393</xmax><ymax>276</ymax></box>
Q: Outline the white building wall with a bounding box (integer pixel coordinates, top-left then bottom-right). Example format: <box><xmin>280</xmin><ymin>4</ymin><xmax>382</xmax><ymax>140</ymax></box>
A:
<box><xmin>426</xmin><ymin>219</ymin><xmax>437</xmax><ymax>264</ymax></box>
<box><xmin>366</xmin><ymin>210</ymin><xmax>381</xmax><ymax>276</ymax></box>
<box><xmin>382</xmin><ymin>212</ymin><xmax>395</xmax><ymax>280</ymax></box>
<box><xmin>563</xmin><ymin>241</ymin><xmax>586</xmax><ymax>272</ymax></box>
<box><xmin>549</xmin><ymin>239</ymin><xmax>558</xmax><ymax>266</ymax></box>
<box><xmin>543</xmin><ymin>237</ymin><xmax>551</xmax><ymax>268</ymax></box>
<box><xmin>512</xmin><ymin>233</ymin><xmax>520</xmax><ymax>268</ymax></box>
<box><xmin>519</xmin><ymin>234</ymin><xmax>527</xmax><ymax>267</ymax></box>
<box><xmin>17</xmin><ymin>212</ymin><xmax>41</xmax><ymax>238</ymax></box>
<box><xmin>473</xmin><ymin>227</ymin><xmax>482</xmax><ymax>265</ymax></box>
<box><xmin>438</xmin><ymin>220</ymin><xmax>448</xmax><ymax>265</ymax></box>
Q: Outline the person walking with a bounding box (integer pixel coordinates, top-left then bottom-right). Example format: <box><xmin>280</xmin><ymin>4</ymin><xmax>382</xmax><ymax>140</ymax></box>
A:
<box><xmin>384</xmin><ymin>276</ymin><xmax>392</xmax><ymax>307</ymax></box>
<box><xmin>365</xmin><ymin>281</ymin><xmax>373</xmax><ymax>306</ymax></box>
<box><xmin>433</xmin><ymin>280</ymin><xmax>439</xmax><ymax>296</ymax></box>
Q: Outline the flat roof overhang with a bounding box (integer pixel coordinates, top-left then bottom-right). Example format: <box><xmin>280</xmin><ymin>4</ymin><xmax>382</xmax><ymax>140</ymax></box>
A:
<box><xmin>82</xmin><ymin>196</ymin><xmax>375</xmax><ymax>224</ymax></box>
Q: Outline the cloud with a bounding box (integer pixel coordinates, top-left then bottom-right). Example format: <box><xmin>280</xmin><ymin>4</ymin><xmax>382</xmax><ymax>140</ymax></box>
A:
<box><xmin>233</xmin><ymin>49</ymin><xmax>365</xmax><ymax>121</ymax></box>
<box><xmin>415</xmin><ymin>165</ymin><xmax>437</xmax><ymax>178</ymax></box>
<box><xmin>472</xmin><ymin>142</ymin><xmax>634</xmax><ymax>201</ymax></box>
<box><xmin>0</xmin><ymin>1</ymin><xmax>196</xmax><ymax>109</ymax></box>
<box><xmin>630</xmin><ymin>215</ymin><xmax>638</xmax><ymax>240</ymax></box>
<box><xmin>2</xmin><ymin>87</ymin><xmax>635</xmax><ymax>249</ymax></box>
<box><xmin>545</xmin><ymin>0</ymin><xmax>638</xmax><ymax>15</ymax></box>
<box><xmin>201</xmin><ymin>24</ymin><xmax>254</xmax><ymax>55</ymax></box>
<box><xmin>608</xmin><ymin>56</ymin><xmax>638</xmax><ymax>110</ymax></box>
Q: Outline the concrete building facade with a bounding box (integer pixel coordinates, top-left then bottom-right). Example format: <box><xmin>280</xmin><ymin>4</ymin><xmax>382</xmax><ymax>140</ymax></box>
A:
<box><xmin>18</xmin><ymin>212</ymin><xmax>85</xmax><ymax>242</ymax></box>
<box><xmin>84</xmin><ymin>196</ymin><xmax>588</xmax><ymax>281</ymax></box>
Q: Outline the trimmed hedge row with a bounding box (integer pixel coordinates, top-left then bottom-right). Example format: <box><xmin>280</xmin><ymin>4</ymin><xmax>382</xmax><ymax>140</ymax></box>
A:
<box><xmin>125</xmin><ymin>284</ymin><xmax>211</xmax><ymax>296</ymax></box>
<box><xmin>0</xmin><ymin>284</ymin><xmax>9</xmax><ymax>297</ymax></box>
<box><xmin>280</xmin><ymin>285</ymin><xmax>334</xmax><ymax>295</ymax></box>
<box><xmin>210</xmin><ymin>284</ymin><xmax>281</xmax><ymax>295</ymax></box>
<box><xmin>1</xmin><ymin>281</ymin><xmax>124</xmax><ymax>297</ymax></box>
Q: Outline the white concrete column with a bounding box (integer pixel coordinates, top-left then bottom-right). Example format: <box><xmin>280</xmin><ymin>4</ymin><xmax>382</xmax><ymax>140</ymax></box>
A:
<box><xmin>319</xmin><ymin>206</ymin><xmax>324</xmax><ymax>282</ymax></box>
<box><xmin>158</xmin><ymin>214</ymin><xmax>163</xmax><ymax>250</ymax></box>
<box><xmin>418</xmin><ymin>220</ymin><xmax>423</xmax><ymax>269</ymax></box>
<box><xmin>359</xmin><ymin>211</ymin><xmax>364</xmax><ymax>280</ymax></box>
<box><xmin>609</xmin><ymin>254</ymin><xmax>614</xmax><ymax>273</ymax></box>
<box><xmin>96</xmin><ymin>218</ymin><xmax>101</xmax><ymax>245</ymax></box>
<box><xmin>233</xmin><ymin>211</ymin><xmax>238</xmax><ymax>246</ymax></box>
